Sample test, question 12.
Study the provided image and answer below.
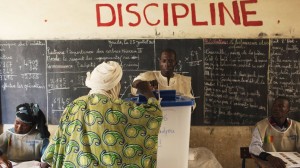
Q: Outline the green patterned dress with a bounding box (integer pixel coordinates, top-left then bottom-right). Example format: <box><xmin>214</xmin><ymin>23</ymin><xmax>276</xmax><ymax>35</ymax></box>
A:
<box><xmin>42</xmin><ymin>94</ymin><xmax>162</xmax><ymax>168</ymax></box>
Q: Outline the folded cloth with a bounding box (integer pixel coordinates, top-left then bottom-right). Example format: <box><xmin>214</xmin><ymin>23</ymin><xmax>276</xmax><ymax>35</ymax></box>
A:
<box><xmin>189</xmin><ymin>148</ymin><xmax>198</xmax><ymax>160</ymax></box>
<box><xmin>0</xmin><ymin>160</ymin><xmax>40</xmax><ymax>168</ymax></box>
<box><xmin>188</xmin><ymin>147</ymin><xmax>223</xmax><ymax>168</ymax></box>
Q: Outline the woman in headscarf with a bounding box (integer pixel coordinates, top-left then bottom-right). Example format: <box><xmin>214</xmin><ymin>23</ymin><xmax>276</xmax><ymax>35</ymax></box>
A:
<box><xmin>0</xmin><ymin>103</ymin><xmax>50</xmax><ymax>168</ymax></box>
<box><xmin>42</xmin><ymin>61</ymin><xmax>162</xmax><ymax>168</ymax></box>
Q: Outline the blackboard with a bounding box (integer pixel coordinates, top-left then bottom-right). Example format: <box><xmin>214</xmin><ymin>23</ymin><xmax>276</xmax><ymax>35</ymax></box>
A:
<box><xmin>46</xmin><ymin>40</ymin><xmax>155</xmax><ymax>124</ymax></box>
<box><xmin>0</xmin><ymin>39</ymin><xmax>299</xmax><ymax>125</ymax></box>
<box><xmin>202</xmin><ymin>39</ymin><xmax>269</xmax><ymax>125</ymax></box>
<box><xmin>0</xmin><ymin>41</ymin><xmax>47</xmax><ymax>123</ymax></box>
<box><xmin>269</xmin><ymin>39</ymin><xmax>300</xmax><ymax>119</ymax></box>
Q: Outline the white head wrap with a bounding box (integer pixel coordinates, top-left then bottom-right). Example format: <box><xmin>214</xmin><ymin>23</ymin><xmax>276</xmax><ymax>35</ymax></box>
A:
<box><xmin>85</xmin><ymin>61</ymin><xmax>123</xmax><ymax>99</ymax></box>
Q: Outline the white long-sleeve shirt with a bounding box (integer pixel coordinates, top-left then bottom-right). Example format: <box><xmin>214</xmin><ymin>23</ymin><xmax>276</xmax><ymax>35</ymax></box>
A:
<box><xmin>249</xmin><ymin>118</ymin><xmax>299</xmax><ymax>156</ymax></box>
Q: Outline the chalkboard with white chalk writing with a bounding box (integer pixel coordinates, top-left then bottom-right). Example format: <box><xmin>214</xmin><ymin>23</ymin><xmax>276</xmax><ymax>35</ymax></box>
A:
<box><xmin>269</xmin><ymin>39</ymin><xmax>300</xmax><ymax>120</ymax></box>
<box><xmin>0</xmin><ymin>39</ymin><xmax>299</xmax><ymax>125</ymax></box>
<box><xmin>46</xmin><ymin>40</ymin><xmax>155</xmax><ymax>124</ymax></box>
<box><xmin>202</xmin><ymin>39</ymin><xmax>269</xmax><ymax>125</ymax></box>
<box><xmin>0</xmin><ymin>40</ymin><xmax>47</xmax><ymax>123</ymax></box>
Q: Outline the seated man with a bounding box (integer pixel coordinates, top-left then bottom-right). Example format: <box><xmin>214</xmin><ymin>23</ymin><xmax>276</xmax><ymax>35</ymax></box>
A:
<box><xmin>131</xmin><ymin>48</ymin><xmax>194</xmax><ymax>99</ymax></box>
<box><xmin>249</xmin><ymin>96</ymin><xmax>300</xmax><ymax>168</ymax></box>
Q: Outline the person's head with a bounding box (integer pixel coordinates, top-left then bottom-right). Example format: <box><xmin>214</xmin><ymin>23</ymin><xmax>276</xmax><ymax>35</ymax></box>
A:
<box><xmin>271</xmin><ymin>96</ymin><xmax>290</xmax><ymax>123</ymax></box>
<box><xmin>85</xmin><ymin>61</ymin><xmax>123</xmax><ymax>99</ymax></box>
<box><xmin>159</xmin><ymin>48</ymin><xmax>177</xmax><ymax>78</ymax></box>
<box><xmin>15</xmin><ymin>103</ymin><xmax>50</xmax><ymax>138</ymax></box>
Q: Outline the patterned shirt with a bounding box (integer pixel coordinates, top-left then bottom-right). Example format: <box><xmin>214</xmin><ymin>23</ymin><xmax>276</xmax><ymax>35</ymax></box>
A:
<box><xmin>42</xmin><ymin>94</ymin><xmax>162</xmax><ymax>168</ymax></box>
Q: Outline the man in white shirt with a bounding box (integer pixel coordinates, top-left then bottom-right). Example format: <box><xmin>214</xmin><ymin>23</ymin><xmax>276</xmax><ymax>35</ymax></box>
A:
<box><xmin>131</xmin><ymin>49</ymin><xmax>224</xmax><ymax>168</ymax></box>
<box><xmin>249</xmin><ymin>96</ymin><xmax>300</xmax><ymax>168</ymax></box>
<box><xmin>131</xmin><ymin>48</ymin><xmax>194</xmax><ymax>99</ymax></box>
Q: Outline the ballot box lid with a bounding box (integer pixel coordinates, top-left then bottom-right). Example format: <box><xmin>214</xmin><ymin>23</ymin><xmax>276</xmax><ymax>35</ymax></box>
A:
<box><xmin>127</xmin><ymin>90</ymin><xmax>194</xmax><ymax>107</ymax></box>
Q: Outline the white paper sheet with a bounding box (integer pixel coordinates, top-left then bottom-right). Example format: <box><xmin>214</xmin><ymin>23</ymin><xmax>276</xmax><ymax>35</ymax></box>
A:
<box><xmin>0</xmin><ymin>160</ymin><xmax>40</xmax><ymax>168</ymax></box>
<box><xmin>268</xmin><ymin>152</ymin><xmax>300</xmax><ymax>168</ymax></box>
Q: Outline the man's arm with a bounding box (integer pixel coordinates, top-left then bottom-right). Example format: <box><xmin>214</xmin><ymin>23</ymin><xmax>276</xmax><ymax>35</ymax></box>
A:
<box><xmin>249</xmin><ymin>127</ymin><xmax>286</xmax><ymax>168</ymax></box>
<box><xmin>249</xmin><ymin>127</ymin><xmax>273</xmax><ymax>160</ymax></box>
<box><xmin>249</xmin><ymin>127</ymin><xmax>265</xmax><ymax>156</ymax></box>
<box><xmin>0</xmin><ymin>153</ymin><xmax>12</xmax><ymax>168</ymax></box>
<box><xmin>131</xmin><ymin>72</ymin><xmax>157</xmax><ymax>96</ymax></box>
<box><xmin>0</xmin><ymin>132</ymin><xmax>12</xmax><ymax>168</ymax></box>
<box><xmin>135</xmin><ymin>81</ymin><xmax>155</xmax><ymax>99</ymax></box>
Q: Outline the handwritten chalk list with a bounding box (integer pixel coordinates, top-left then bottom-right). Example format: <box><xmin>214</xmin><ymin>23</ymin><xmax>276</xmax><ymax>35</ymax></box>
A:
<box><xmin>269</xmin><ymin>39</ymin><xmax>300</xmax><ymax>113</ymax></box>
<box><xmin>203</xmin><ymin>39</ymin><xmax>269</xmax><ymax>125</ymax></box>
<box><xmin>46</xmin><ymin>40</ymin><xmax>156</xmax><ymax>124</ymax></box>
<box><xmin>0</xmin><ymin>39</ymin><xmax>299</xmax><ymax>125</ymax></box>
<box><xmin>0</xmin><ymin>40</ymin><xmax>47</xmax><ymax>122</ymax></box>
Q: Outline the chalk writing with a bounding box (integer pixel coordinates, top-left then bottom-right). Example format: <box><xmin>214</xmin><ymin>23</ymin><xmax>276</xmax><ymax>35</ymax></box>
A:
<box><xmin>46</xmin><ymin>40</ymin><xmax>155</xmax><ymax>124</ymax></box>
<box><xmin>204</xmin><ymin>39</ymin><xmax>268</xmax><ymax>125</ymax></box>
<box><xmin>0</xmin><ymin>40</ymin><xmax>47</xmax><ymax>123</ymax></box>
<box><xmin>1</xmin><ymin>39</ymin><xmax>299</xmax><ymax>125</ymax></box>
<box><xmin>269</xmin><ymin>39</ymin><xmax>300</xmax><ymax>113</ymax></box>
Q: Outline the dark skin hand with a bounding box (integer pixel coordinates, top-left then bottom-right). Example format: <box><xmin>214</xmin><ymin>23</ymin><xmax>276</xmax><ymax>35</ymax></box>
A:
<box><xmin>0</xmin><ymin>154</ymin><xmax>12</xmax><ymax>168</ymax></box>
<box><xmin>132</xmin><ymin>80</ymin><xmax>158</xmax><ymax>91</ymax></box>
<box><xmin>266</xmin><ymin>155</ymin><xmax>286</xmax><ymax>168</ymax></box>
<box><xmin>135</xmin><ymin>81</ymin><xmax>155</xmax><ymax>99</ymax></box>
<box><xmin>149</xmin><ymin>80</ymin><xmax>158</xmax><ymax>90</ymax></box>
<box><xmin>40</xmin><ymin>162</ymin><xmax>51</xmax><ymax>168</ymax></box>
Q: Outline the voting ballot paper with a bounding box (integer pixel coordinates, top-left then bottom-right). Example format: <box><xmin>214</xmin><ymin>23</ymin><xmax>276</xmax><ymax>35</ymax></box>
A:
<box><xmin>268</xmin><ymin>152</ymin><xmax>300</xmax><ymax>168</ymax></box>
<box><xmin>0</xmin><ymin>160</ymin><xmax>40</xmax><ymax>168</ymax></box>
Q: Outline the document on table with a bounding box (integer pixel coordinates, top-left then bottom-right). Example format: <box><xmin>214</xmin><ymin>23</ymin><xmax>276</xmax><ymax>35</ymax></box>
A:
<box><xmin>268</xmin><ymin>152</ymin><xmax>300</xmax><ymax>168</ymax></box>
<box><xmin>0</xmin><ymin>160</ymin><xmax>40</xmax><ymax>168</ymax></box>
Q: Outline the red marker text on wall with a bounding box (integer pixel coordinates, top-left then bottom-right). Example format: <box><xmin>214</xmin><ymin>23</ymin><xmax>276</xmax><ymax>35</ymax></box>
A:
<box><xmin>96</xmin><ymin>0</ymin><xmax>263</xmax><ymax>27</ymax></box>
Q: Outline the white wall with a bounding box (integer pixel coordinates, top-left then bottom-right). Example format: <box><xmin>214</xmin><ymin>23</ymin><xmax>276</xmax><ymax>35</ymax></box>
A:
<box><xmin>0</xmin><ymin>0</ymin><xmax>299</xmax><ymax>39</ymax></box>
<box><xmin>1</xmin><ymin>1</ymin><xmax>299</xmax><ymax>168</ymax></box>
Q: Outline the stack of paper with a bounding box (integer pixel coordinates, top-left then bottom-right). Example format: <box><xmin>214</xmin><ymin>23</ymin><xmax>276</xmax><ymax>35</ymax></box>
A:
<box><xmin>268</xmin><ymin>152</ymin><xmax>300</xmax><ymax>168</ymax></box>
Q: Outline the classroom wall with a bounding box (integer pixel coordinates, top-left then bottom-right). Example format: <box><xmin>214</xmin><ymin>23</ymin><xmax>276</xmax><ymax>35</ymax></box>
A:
<box><xmin>0</xmin><ymin>124</ymin><xmax>256</xmax><ymax>168</ymax></box>
<box><xmin>0</xmin><ymin>0</ymin><xmax>300</xmax><ymax>39</ymax></box>
<box><xmin>190</xmin><ymin>126</ymin><xmax>256</xmax><ymax>168</ymax></box>
<box><xmin>1</xmin><ymin>1</ymin><xmax>300</xmax><ymax>168</ymax></box>
<box><xmin>0</xmin><ymin>125</ymin><xmax>256</xmax><ymax>168</ymax></box>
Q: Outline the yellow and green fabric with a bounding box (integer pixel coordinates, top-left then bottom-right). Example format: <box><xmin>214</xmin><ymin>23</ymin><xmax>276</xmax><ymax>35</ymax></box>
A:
<box><xmin>42</xmin><ymin>94</ymin><xmax>162</xmax><ymax>168</ymax></box>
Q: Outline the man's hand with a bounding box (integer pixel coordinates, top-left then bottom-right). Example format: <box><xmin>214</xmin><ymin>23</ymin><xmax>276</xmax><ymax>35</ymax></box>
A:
<box><xmin>0</xmin><ymin>154</ymin><xmax>12</xmax><ymax>168</ymax></box>
<box><xmin>133</xmin><ymin>80</ymin><xmax>158</xmax><ymax>91</ymax></box>
<box><xmin>149</xmin><ymin>80</ymin><xmax>158</xmax><ymax>90</ymax></box>
<box><xmin>266</xmin><ymin>155</ymin><xmax>286</xmax><ymax>168</ymax></box>
<box><xmin>40</xmin><ymin>162</ymin><xmax>51</xmax><ymax>168</ymax></box>
<box><xmin>135</xmin><ymin>81</ymin><xmax>155</xmax><ymax>99</ymax></box>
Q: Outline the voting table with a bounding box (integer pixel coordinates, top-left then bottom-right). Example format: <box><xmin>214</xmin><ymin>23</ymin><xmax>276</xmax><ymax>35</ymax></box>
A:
<box><xmin>252</xmin><ymin>152</ymin><xmax>300</xmax><ymax>168</ymax></box>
